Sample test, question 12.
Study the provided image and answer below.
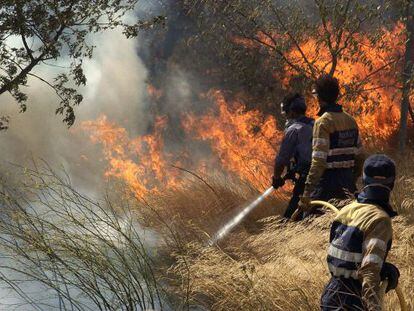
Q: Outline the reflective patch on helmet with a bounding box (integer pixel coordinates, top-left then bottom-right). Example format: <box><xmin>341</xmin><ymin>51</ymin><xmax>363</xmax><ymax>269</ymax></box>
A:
<box><xmin>280</xmin><ymin>102</ymin><xmax>286</xmax><ymax>115</ymax></box>
<box><xmin>362</xmin><ymin>173</ymin><xmax>394</xmax><ymax>185</ymax></box>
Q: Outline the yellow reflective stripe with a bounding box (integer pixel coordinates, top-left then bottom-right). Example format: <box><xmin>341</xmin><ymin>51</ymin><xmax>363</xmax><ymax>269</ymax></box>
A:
<box><xmin>312</xmin><ymin>151</ymin><xmax>328</xmax><ymax>159</ymax></box>
<box><xmin>363</xmin><ymin>238</ymin><xmax>387</xmax><ymax>252</ymax></box>
<box><xmin>328</xmin><ymin>263</ymin><xmax>358</xmax><ymax>279</ymax></box>
<box><xmin>328</xmin><ymin>245</ymin><xmax>363</xmax><ymax>263</ymax></box>
<box><xmin>328</xmin><ymin>147</ymin><xmax>358</xmax><ymax>156</ymax></box>
<box><xmin>327</xmin><ymin>160</ymin><xmax>355</xmax><ymax>169</ymax></box>
<box><xmin>313</xmin><ymin>138</ymin><xmax>329</xmax><ymax>147</ymax></box>
<box><xmin>362</xmin><ymin>254</ymin><xmax>384</xmax><ymax>266</ymax></box>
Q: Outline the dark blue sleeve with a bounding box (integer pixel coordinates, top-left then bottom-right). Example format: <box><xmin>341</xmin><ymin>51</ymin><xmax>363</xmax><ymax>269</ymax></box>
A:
<box><xmin>274</xmin><ymin>127</ymin><xmax>298</xmax><ymax>167</ymax></box>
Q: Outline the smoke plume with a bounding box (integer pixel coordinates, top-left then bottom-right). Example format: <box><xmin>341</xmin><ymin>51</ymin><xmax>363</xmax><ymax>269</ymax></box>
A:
<box><xmin>0</xmin><ymin>28</ymin><xmax>151</xmax><ymax>195</ymax></box>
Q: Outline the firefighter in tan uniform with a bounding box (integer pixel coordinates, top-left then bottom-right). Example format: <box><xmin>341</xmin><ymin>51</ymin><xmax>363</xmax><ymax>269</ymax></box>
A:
<box><xmin>301</xmin><ymin>75</ymin><xmax>365</xmax><ymax>208</ymax></box>
<box><xmin>320</xmin><ymin>154</ymin><xmax>399</xmax><ymax>310</ymax></box>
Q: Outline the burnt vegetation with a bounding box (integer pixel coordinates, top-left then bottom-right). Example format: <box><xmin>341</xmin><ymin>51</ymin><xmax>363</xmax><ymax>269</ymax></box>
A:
<box><xmin>0</xmin><ymin>0</ymin><xmax>414</xmax><ymax>310</ymax></box>
<box><xmin>143</xmin><ymin>0</ymin><xmax>413</xmax><ymax>149</ymax></box>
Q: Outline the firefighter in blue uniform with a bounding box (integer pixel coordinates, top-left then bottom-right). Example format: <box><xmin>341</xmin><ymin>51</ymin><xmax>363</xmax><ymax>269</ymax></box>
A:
<box><xmin>272</xmin><ymin>93</ymin><xmax>314</xmax><ymax>218</ymax></box>
<box><xmin>301</xmin><ymin>75</ymin><xmax>365</xmax><ymax>208</ymax></box>
<box><xmin>320</xmin><ymin>154</ymin><xmax>400</xmax><ymax>310</ymax></box>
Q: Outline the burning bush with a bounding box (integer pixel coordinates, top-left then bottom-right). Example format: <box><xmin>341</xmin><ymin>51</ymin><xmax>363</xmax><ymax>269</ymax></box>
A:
<box><xmin>1</xmin><ymin>1</ymin><xmax>414</xmax><ymax>310</ymax></box>
<box><xmin>164</xmin><ymin>152</ymin><xmax>414</xmax><ymax>311</ymax></box>
<box><xmin>0</xmin><ymin>151</ymin><xmax>412</xmax><ymax>310</ymax></box>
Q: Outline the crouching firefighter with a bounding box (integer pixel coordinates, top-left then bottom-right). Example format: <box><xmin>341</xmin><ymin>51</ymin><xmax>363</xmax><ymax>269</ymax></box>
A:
<box><xmin>301</xmin><ymin>75</ymin><xmax>366</xmax><ymax>212</ymax></box>
<box><xmin>321</xmin><ymin>154</ymin><xmax>400</xmax><ymax>311</ymax></box>
<box><xmin>272</xmin><ymin>93</ymin><xmax>314</xmax><ymax>219</ymax></box>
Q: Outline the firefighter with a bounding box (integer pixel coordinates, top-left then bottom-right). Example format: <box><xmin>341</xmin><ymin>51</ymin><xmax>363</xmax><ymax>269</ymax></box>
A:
<box><xmin>301</xmin><ymin>75</ymin><xmax>365</xmax><ymax>210</ymax></box>
<box><xmin>320</xmin><ymin>154</ymin><xmax>400</xmax><ymax>310</ymax></box>
<box><xmin>272</xmin><ymin>93</ymin><xmax>314</xmax><ymax>218</ymax></box>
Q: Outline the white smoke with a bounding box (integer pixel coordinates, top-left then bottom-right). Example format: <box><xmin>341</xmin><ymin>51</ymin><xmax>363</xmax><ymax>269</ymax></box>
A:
<box><xmin>0</xmin><ymin>17</ymin><xmax>162</xmax><ymax>310</ymax></box>
<box><xmin>0</xmin><ymin>27</ymin><xmax>150</xmax><ymax>194</ymax></box>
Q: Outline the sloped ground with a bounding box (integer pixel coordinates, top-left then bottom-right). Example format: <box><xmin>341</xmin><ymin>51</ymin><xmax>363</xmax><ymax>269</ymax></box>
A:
<box><xmin>0</xmin><ymin>155</ymin><xmax>411</xmax><ymax>310</ymax></box>
<box><xmin>160</xmin><ymin>154</ymin><xmax>414</xmax><ymax>310</ymax></box>
<box><xmin>167</xmin><ymin>215</ymin><xmax>414</xmax><ymax>310</ymax></box>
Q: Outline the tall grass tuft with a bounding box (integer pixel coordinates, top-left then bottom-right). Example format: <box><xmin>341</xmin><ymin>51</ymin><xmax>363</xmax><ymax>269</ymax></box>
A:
<box><xmin>160</xmin><ymin>154</ymin><xmax>414</xmax><ymax>310</ymax></box>
<box><xmin>0</xmin><ymin>164</ymin><xmax>165</xmax><ymax>310</ymax></box>
<box><xmin>0</xmin><ymin>153</ymin><xmax>412</xmax><ymax>310</ymax></box>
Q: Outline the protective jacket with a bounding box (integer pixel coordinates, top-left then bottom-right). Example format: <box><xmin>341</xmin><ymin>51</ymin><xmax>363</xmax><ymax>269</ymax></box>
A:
<box><xmin>321</xmin><ymin>196</ymin><xmax>394</xmax><ymax>310</ymax></box>
<box><xmin>274</xmin><ymin>116</ymin><xmax>314</xmax><ymax>174</ymax></box>
<box><xmin>305</xmin><ymin>104</ymin><xmax>365</xmax><ymax>200</ymax></box>
<box><xmin>274</xmin><ymin>116</ymin><xmax>313</xmax><ymax>218</ymax></box>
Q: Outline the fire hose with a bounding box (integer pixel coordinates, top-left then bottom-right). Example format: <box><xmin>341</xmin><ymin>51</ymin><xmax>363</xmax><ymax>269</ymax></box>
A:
<box><xmin>209</xmin><ymin>189</ymin><xmax>407</xmax><ymax>310</ymax></box>
<box><xmin>310</xmin><ymin>200</ymin><xmax>408</xmax><ymax>311</ymax></box>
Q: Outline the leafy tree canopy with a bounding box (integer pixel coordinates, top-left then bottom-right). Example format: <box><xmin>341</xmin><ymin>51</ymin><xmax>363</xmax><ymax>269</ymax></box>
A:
<box><xmin>0</xmin><ymin>0</ymin><xmax>165</xmax><ymax>129</ymax></box>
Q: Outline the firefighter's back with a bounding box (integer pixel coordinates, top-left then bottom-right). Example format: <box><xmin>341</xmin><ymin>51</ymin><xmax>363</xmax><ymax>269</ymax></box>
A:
<box><xmin>312</xmin><ymin>109</ymin><xmax>362</xmax><ymax>200</ymax></box>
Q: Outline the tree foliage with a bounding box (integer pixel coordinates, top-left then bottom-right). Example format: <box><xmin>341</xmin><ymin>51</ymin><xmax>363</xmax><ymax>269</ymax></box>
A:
<box><xmin>165</xmin><ymin>0</ymin><xmax>414</xmax><ymax>145</ymax></box>
<box><xmin>397</xmin><ymin>0</ymin><xmax>414</xmax><ymax>151</ymax></box>
<box><xmin>0</xmin><ymin>0</ymin><xmax>165</xmax><ymax>129</ymax></box>
<box><xmin>184</xmin><ymin>0</ymin><xmax>398</xmax><ymax>93</ymax></box>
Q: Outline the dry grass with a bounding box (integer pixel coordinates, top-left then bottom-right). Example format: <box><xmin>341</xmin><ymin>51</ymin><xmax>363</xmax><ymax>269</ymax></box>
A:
<box><xmin>0</xmin><ymin>165</ymin><xmax>165</xmax><ymax>310</ymax></box>
<box><xmin>137</xmin><ymin>172</ymin><xmax>290</xmax><ymax>250</ymax></box>
<box><xmin>0</xmin><ymin>152</ymin><xmax>412</xmax><ymax>310</ymax></box>
<box><xmin>155</xmin><ymin>153</ymin><xmax>414</xmax><ymax>310</ymax></box>
<box><xmin>165</xmin><ymin>216</ymin><xmax>414</xmax><ymax>310</ymax></box>
<box><xmin>0</xmin><ymin>164</ymin><xmax>289</xmax><ymax>310</ymax></box>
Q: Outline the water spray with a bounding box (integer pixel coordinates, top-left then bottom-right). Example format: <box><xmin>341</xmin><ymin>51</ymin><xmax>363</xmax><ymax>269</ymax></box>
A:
<box><xmin>207</xmin><ymin>190</ymin><xmax>408</xmax><ymax>310</ymax></box>
<box><xmin>208</xmin><ymin>171</ymin><xmax>296</xmax><ymax>246</ymax></box>
<box><xmin>208</xmin><ymin>186</ymin><xmax>275</xmax><ymax>246</ymax></box>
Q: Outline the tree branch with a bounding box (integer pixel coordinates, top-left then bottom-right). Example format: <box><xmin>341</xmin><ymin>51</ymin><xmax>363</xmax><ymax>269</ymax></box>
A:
<box><xmin>352</xmin><ymin>58</ymin><xmax>400</xmax><ymax>89</ymax></box>
<box><xmin>231</xmin><ymin>9</ymin><xmax>312</xmax><ymax>77</ymax></box>
<box><xmin>270</xmin><ymin>4</ymin><xmax>318</xmax><ymax>79</ymax></box>
<box><xmin>333</xmin><ymin>0</ymin><xmax>353</xmax><ymax>49</ymax></box>
<box><xmin>0</xmin><ymin>24</ymin><xmax>66</xmax><ymax>96</ymax></box>
<box><xmin>330</xmin><ymin>0</ymin><xmax>353</xmax><ymax>75</ymax></box>
<box><xmin>315</xmin><ymin>0</ymin><xmax>336</xmax><ymax>74</ymax></box>
<box><xmin>16</xmin><ymin>4</ymin><xmax>34</xmax><ymax>62</ymax></box>
<box><xmin>26</xmin><ymin>73</ymin><xmax>65</xmax><ymax>102</ymax></box>
<box><xmin>21</xmin><ymin>34</ymin><xmax>35</xmax><ymax>62</ymax></box>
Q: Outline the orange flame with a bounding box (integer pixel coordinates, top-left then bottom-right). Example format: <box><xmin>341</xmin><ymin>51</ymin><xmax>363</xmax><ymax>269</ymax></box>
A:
<box><xmin>147</xmin><ymin>84</ymin><xmax>163</xmax><ymax>100</ymax></box>
<box><xmin>84</xmin><ymin>24</ymin><xmax>410</xmax><ymax>197</ymax></box>
<box><xmin>82</xmin><ymin>115</ymin><xmax>181</xmax><ymax>197</ymax></box>
<box><xmin>182</xmin><ymin>90</ymin><xmax>282</xmax><ymax>191</ymax></box>
<box><xmin>236</xmin><ymin>24</ymin><xmax>406</xmax><ymax>143</ymax></box>
<box><xmin>288</xmin><ymin>24</ymin><xmax>404</xmax><ymax>142</ymax></box>
<box><xmin>82</xmin><ymin>90</ymin><xmax>283</xmax><ymax>195</ymax></box>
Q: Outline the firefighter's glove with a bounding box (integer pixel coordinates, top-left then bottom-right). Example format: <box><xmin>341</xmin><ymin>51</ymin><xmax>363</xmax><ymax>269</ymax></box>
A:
<box><xmin>272</xmin><ymin>176</ymin><xmax>285</xmax><ymax>189</ymax></box>
<box><xmin>380</xmin><ymin>262</ymin><xmax>400</xmax><ymax>293</ymax></box>
<box><xmin>299</xmin><ymin>194</ymin><xmax>312</xmax><ymax>212</ymax></box>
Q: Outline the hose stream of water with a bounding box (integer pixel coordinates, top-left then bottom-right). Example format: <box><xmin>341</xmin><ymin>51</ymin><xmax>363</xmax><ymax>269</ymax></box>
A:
<box><xmin>208</xmin><ymin>186</ymin><xmax>274</xmax><ymax>246</ymax></box>
<box><xmin>208</xmin><ymin>193</ymin><xmax>407</xmax><ymax>310</ymax></box>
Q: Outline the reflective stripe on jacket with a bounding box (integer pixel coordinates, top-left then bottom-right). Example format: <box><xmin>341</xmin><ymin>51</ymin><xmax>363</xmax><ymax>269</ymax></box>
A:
<box><xmin>305</xmin><ymin>105</ymin><xmax>365</xmax><ymax>194</ymax></box>
<box><xmin>327</xmin><ymin>201</ymin><xmax>392</xmax><ymax>310</ymax></box>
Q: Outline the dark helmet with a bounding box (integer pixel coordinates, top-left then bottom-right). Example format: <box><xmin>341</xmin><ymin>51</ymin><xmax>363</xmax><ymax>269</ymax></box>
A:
<box><xmin>363</xmin><ymin>154</ymin><xmax>396</xmax><ymax>190</ymax></box>
<box><xmin>314</xmin><ymin>75</ymin><xmax>340</xmax><ymax>103</ymax></box>
<box><xmin>280</xmin><ymin>93</ymin><xmax>306</xmax><ymax>115</ymax></box>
